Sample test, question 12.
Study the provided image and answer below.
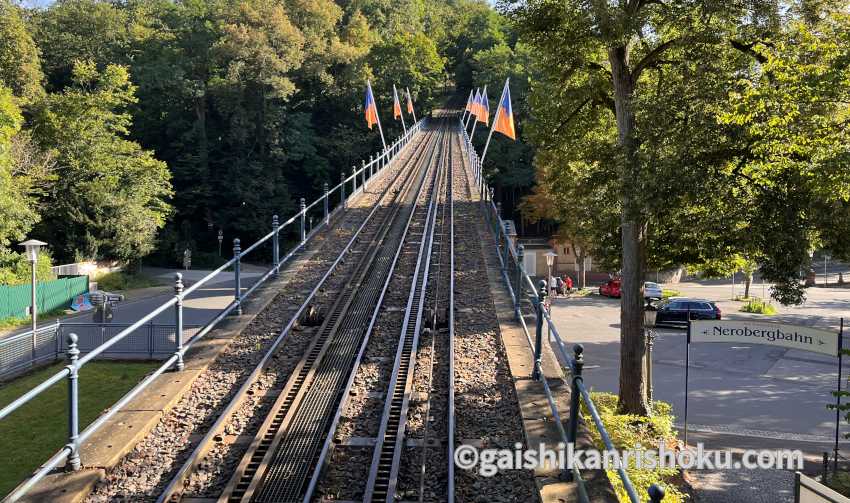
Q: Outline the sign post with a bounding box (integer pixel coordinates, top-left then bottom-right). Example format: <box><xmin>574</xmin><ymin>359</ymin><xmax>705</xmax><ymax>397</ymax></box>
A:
<box><xmin>835</xmin><ymin>318</ymin><xmax>844</xmax><ymax>475</ymax></box>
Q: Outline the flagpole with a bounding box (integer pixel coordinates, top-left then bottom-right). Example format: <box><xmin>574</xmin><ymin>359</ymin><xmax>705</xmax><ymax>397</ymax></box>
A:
<box><xmin>407</xmin><ymin>87</ymin><xmax>417</xmax><ymax>123</ymax></box>
<box><xmin>394</xmin><ymin>84</ymin><xmax>407</xmax><ymax>134</ymax></box>
<box><xmin>372</xmin><ymin>82</ymin><xmax>387</xmax><ymax>151</ymax></box>
<box><xmin>480</xmin><ymin>79</ymin><xmax>508</xmax><ymax>166</ymax></box>
<box><xmin>460</xmin><ymin>89</ymin><xmax>471</xmax><ymax>123</ymax></box>
<box><xmin>464</xmin><ymin>88</ymin><xmax>477</xmax><ymax>130</ymax></box>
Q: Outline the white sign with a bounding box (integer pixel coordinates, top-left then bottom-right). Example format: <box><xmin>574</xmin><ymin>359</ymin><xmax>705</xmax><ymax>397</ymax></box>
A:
<box><xmin>690</xmin><ymin>320</ymin><xmax>839</xmax><ymax>356</ymax></box>
<box><xmin>797</xmin><ymin>472</ymin><xmax>850</xmax><ymax>503</ymax></box>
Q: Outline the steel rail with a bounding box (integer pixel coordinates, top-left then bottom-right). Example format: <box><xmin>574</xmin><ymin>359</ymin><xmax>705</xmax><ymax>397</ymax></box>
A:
<box><xmin>217</xmin><ymin>122</ymin><xmax>445</xmax><ymax>503</ymax></box>
<box><xmin>300</xmin><ymin>121</ymin><xmax>451</xmax><ymax>503</ymax></box>
<box><xmin>446</xmin><ymin>119</ymin><xmax>457</xmax><ymax>503</ymax></box>
<box><xmin>414</xmin><ymin>117</ymin><xmax>454</xmax><ymax>503</ymax></box>
<box><xmin>156</xmin><ymin>124</ymin><xmax>435</xmax><ymax>503</ymax></box>
<box><xmin>363</xmin><ymin>121</ymin><xmax>451</xmax><ymax>503</ymax></box>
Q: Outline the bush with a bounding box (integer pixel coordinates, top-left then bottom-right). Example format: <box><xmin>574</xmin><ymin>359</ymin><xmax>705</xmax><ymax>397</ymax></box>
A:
<box><xmin>739</xmin><ymin>298</ymin><xmax>776</xmax><ymax>315</ymax></box>
<box><xmin>583</xmin><ymin>392</ymin><xmax>688</xmax><ymax>503</ymax></box>
<box><xmin>662</xmin><ymin>289</ymin><xmax>680</xmax><ymax>299</ymax></box>
<box><xmin>95</xmin><ymin>271</ymin><xmax>161</xmax><ymax>291</ymax></box>
<box><xmin>0</xmin><ymin>250</ymin><xmax>54</xmax><ymax>286</ymax></box>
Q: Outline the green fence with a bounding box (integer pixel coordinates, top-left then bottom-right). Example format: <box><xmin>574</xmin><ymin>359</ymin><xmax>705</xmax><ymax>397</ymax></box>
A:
<box><xmin>0</xmin><ymin>276</ymin><xmax>89</xmax><ymax>319</ymax></box>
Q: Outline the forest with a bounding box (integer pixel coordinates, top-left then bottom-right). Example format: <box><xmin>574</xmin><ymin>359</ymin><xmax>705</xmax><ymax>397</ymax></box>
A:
<box><xmin>3</xmin><ymin>0</ymin><xmax>850</xmax><ymax>317</ymax></box>
<box><xmin>0</xmin><ymin>0</ymin><xmax>533</xmax><ymax>282</ymax></box>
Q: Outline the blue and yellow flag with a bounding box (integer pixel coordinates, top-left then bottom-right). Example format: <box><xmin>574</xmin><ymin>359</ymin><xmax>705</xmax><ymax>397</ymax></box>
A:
<box><xmin>493</xmin><ymin>80</ymin><xmax>516</xmax><ymax>140</ymax></box>
<box><xmin>392</xmin><ymin>84</ymin><xmax>402</xmax><ymax>119</ymax></box>
<box><xmin>477</xmin><ymin>87</ymin><xmax>490</xmax><ymax>125</ymax></box>
<box><xmin>364</xmin><ymin>81</ymin><xmax>379</xmax><ymax>130</ymax></box>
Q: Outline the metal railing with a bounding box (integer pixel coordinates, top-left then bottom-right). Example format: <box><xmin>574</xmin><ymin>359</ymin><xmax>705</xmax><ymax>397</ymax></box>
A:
<box><xmin>459</xmin><ymin>118</ymin><xmax>666</xmax><ymax>503</ymax></box>
<box><xmin>0</xmin><ymin>120</ymin><xmax>423</xmax><ymax>502</ymax></box>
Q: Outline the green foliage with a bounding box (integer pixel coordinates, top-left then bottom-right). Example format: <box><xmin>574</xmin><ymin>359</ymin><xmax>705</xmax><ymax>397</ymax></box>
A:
<box><xmin>739</xmin><ymin>298</ymin><xmax>777</xmax><ymax>315</ymax></box>
<box><xmin>0</xmin><ymin>249</ymin><xmax>53</xmax><ymax>286</ymax></box>
<box><xmin>583</xmin><ymin>392</ymin><xmax>688</xmax><ymax>503</ymax></box>
<box><xmin>1</xmin><ymin>0</ymin><xmax>519</xmax><ymax>270</ymax></box>
<box><xmin>0</xmin><ymin>86</ymin><xmax>44</xmax><ymax>255</ymax></box>
<box><xmin>514</xmin><ymin>0</ymin><xmax>850</xmax><ymax>306</ymax></box>
<box><xmin>94</xmin><ymin>271</ymin><xmax>162</xmax><ymax>292</ymax></box>
<box><xmin>0</xmin><ymin>0</ymin><xmax>44</xmax><ymax>102</ymax></box>
<box><xmin>661</xmin><ymin>289</ymin><xmax>680</xmax><ymax>299</ymax></box>
<box><xmin>31</xmin><ymin>61</ymin><xmax>172</xmax><ymax>264</ymax></box>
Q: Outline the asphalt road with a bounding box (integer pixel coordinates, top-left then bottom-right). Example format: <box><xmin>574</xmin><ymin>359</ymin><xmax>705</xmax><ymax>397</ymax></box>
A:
<box><xmin>5</xmin><ymin>266</ymin><xmax>264</xmax><ymax>337</ymax></box>
<box><xmin>550</xmin><ymin>282</ymin><xmax>850</xmax><ymax>457</ymax></box>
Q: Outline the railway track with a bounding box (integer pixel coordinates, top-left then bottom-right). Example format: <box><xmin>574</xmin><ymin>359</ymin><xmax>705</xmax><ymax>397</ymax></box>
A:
<box><xmin>156</xmin><ymin>117</ymin><xmax>453</xmax><ymax>503</ymax></box>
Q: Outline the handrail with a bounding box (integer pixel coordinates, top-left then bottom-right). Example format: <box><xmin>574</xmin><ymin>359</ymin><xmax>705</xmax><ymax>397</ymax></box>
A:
<box><xmin>458</xmin><ymin>116</ymin><xmax>665</xmax><ymax>503</ymax></box>
<box><xmin>0</xmin><ymin>118</ymin><xmax>424</xmax><ymax>501</ymax></box>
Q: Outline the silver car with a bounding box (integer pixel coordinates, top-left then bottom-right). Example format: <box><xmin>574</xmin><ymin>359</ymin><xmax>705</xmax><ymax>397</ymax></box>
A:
<box><xmin>643</xmin><ymin>281</ymin><xmax>663</xmax><ymax>300</ymax></box>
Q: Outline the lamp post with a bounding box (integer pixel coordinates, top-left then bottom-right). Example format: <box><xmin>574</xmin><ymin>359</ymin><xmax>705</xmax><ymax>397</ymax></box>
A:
<box><xmin>19</xmin><ymin>239</ymin><xmax>46</xmax><ymax>365</ymax></box>
<box><xmin>544</xmin><ymin>251</ymin><xmax>557</xmax><ymax>311</ymax></box>
<box><xmin>217</xmin><ymin>230</ymin><xmax>223</xmax><ymax>257</ymax></box>
<box><xmin>825</xmin><ymin>254</ymin><xmax>831</xmax><ymax>286</ymax></box>
<box><xmin>643</xmin><ymin>301</ymin><xmax>658</xmax><ymax>405</ymax></box>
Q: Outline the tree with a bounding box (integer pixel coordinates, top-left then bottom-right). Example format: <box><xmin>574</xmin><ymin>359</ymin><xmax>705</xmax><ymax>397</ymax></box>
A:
<box><xmin>0</xmin><ymin>85</ymin><xmax>37</xmax><ymax>251</ymax></box>
<box><xmin>31</xmin><ymin>61</ymin><xmax>172</xmax><ymax>264</ymax></box>
<box><xmin>515</xmin><ymin>0</ymin><xmax>850</xmax><ymax>415</ymax></box>
<box><xmin>0</xmin><ymin>0</ymin><xmax>44</xmax><ymax>102</ymax></box>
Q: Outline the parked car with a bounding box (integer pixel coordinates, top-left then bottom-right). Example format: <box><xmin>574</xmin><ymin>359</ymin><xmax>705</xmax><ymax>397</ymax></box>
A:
<box><xmin>655</xmin><ymin>298</ymin><xmax>721</xmax><ymax>327</ymax></box>
<box><xmin>599</xmin><ymin>278</ymin><xmax>621</xmax><ymax>298</ymax></box>
<box><xmin>643</xmin><ymin>281</ymin><xmax>663</xmax><ymax>300</ymax></box>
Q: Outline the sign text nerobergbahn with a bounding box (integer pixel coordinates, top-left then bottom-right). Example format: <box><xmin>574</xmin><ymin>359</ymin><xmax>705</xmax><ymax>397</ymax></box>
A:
<box><xmin>689</xmin><ymin>320</ymin><xmax>839</xmax><ymax>356</ymax></box>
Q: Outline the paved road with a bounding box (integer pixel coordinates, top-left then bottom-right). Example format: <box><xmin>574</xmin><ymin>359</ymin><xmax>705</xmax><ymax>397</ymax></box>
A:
<box><xmin>4</xmin><ymin>266</ymin><xmax>265</xmax><ymax>337</ymax></box>
<box><xmin>550</xmin><ymin>282</ymin><xmax>850</xmax><ymax>501</ymax></box>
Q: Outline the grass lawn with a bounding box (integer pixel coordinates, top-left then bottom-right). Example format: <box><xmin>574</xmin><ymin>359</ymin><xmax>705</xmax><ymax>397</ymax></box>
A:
<box><xmin>0</xmin><ymin>360</ymin><xmax>159</xmax><ymax>498</ymax></box>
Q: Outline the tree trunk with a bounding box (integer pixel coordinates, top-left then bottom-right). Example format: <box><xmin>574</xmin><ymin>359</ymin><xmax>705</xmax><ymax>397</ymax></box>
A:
<box><xmin>572</xmin><ymin>243</ymin><xmax>587</xmax><ymax>289</ymax></box>
<box><xmin>610</xmin><ymin>45</ymin><xmax>649</xmax><ymax>416</ymax></box>
<box><xmin>745</xmin><ymin>272</ymin><xmax>752</xmax><ymax>299</ymax></box>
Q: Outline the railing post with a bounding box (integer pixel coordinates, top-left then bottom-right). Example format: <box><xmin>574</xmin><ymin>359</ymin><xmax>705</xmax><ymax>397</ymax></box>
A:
<box><xmin>148</xmin><ymin>321</ymin><xmax>154</xmax><ymax>359</ymax></box>
<box><xmin>567</xmin><ymin>344</ymin><xmax>584</xmax><ymax>444</ymax></box>
<box><xmin>362</xmin><ymin>159</ymin><xmax>368</xmax><ymax>190</ymax></box>
<box><xmin>323</xmin><ymin>183</ymin><xmax>329</xmax><ymax>225</ymax></box>
<box><xmin>174</xmin><ymin>273</ymin><xmax>185</xmax><ymax>371</ymax></box>
<box><xmin>66</xmin><ymin>333</ymin><xmax>81</xmax><ymax>471</ymax></box>
<box><xmin>647</xmin><ymin>484</ymin><xmax>665</xmax><ymax>502</ymax></box>
<box><xmin>233</xmin><ymin>238</ymin><xmax>242</xmax><ymax>315</ymax></box>
<box><xmin>272</xmin><ymin>214</ymin><xmax>280</xmax><ymax>277</ymax></box>
<box><xmin>300</xmin><ymin>198</ymin><xmax>306</xmax><ymax>242</ymax></box>
<box><xmin>341</xmin><ymin>172</ymin><xmax>346</xmax><ymax>210</ymax></box>
<box><xmin>533</xmin><ymin>286</ymin><xmax>545</xmax><ymax>382</ymax></box>
<box><xmin>351</xmin><ymin>167</ymin><xmax>357</xmax><ymax>194</ymax></box>
<box><xmin>516</xmin><ymin>245</ymin><xmax>524</xmax><ymax>320</ymax></box>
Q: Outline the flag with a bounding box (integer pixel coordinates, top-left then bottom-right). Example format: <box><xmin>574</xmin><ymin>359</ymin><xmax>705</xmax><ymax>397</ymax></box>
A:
<box><xmin>364</xmin><ymin>81</ymin><xmax>379</xmax><ymax>130</ymax></box>
<box><xmin>492</xmin><ymin>80</ymin><xmax>516</xmax><ymax>140</ymax></box>
<box><xmin>472</xmin><ymin>88</ymin><xmax>481</xmax><ymax>117</ymax></box>
<box><xmin>464</xmin><ymin>90</ymin><xmax>473</xmax><ymax>113</ymax></box>
<box><xmin>392</xmin><ymin>84</ymin><xmax>402</xmax><ymax>120</ymax></box>
<box><xmin>477</xmin><ymin>87</ymin><xmax>490</xmax><ymax>125</ymax></box>
<box><xmin>406</xmin><ymin>87</ymin><xmax>415</xmax><ymax>114</ymax></box>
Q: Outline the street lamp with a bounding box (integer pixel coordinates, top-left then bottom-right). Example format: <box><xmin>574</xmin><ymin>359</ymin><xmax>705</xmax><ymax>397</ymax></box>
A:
<box><xmin>19</xmin><ymin>239</ymin><xmax>46</xmax><ymax>365</ymax></box>
<box><xmin>643</xmin><ymin>301</ymin><xmax>658</xmax><ymax>405</ymax></box>
<box><xmin>545</xmin><ymin>251</ymin><xmax>557</xmax><ymax>307</ymax></box>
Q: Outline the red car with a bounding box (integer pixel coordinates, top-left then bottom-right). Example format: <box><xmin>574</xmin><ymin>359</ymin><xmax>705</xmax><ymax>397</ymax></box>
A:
<box><xmin>599</xmin><ymin>278</ymin><xmax>622</xmax><ymax>298</ymax></box>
